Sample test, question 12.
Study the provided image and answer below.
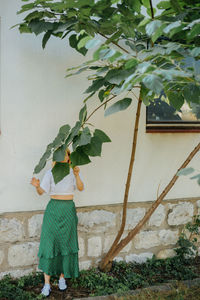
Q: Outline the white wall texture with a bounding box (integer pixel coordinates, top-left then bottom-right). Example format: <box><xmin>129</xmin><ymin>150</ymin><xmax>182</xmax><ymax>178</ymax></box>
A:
<box><xmin>0</xmin><ymin>0</ymin><xmax>199</xmax><ymax>213</ymax></box>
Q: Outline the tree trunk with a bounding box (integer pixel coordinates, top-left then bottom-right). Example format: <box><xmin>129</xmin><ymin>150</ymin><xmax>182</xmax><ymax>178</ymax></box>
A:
<box><xmin>100</xmin><ymin>142</ymin><xmax>200</xmax><ymax>271</ymax></box>
<box><xmin>99</xmin><ymin>94</ymin><xmax>142</xmax><ymax>271</ymax></box>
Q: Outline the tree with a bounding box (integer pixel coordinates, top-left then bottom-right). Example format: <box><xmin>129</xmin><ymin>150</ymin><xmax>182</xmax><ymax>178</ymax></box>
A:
<box><xmin>15</xmin><ymin>0</ymin><xmax>200</xmax><ymax>271</ymax></box>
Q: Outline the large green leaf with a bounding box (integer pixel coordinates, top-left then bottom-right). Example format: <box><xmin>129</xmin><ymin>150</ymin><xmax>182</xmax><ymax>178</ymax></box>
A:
<box><xmin>52</xmin><ymin>162</ymin><xmax>70</xmax><ymax>184</ymax></box>
<box><xmin>142</xmin><ymin>75</ymin><xmax>164</xmax><ymax>94</ymax></box>
<box><xmin>85</xmin><ymin>78</ymin><xmax>105</xmax><ymax>93</ymax></box>
<box><xmin>34</xmin><ymin>158</ymin><xmax>46</xmax><ymax>174</ymax></box>
<box><xmin>72</xmin><ymin>127</ymin><xmax>92</xmax><ymax>150</ymax></box>
<box><xmin>146</xmin><ymin>20</ymin><xmax>162</xmax><ymax>36</ymax></box>
<box><xmin>167</xmin><ymin>91</ymin><xmax>184</xmax><ymax>110</ymax></box>
<box><xmin>177</xmin><ymin>167</ymin><xmax>195</xmax><ymax>176</ymax></box>
<box><xmin>70</xmin><ymin>148</ymin><xmax>91</xmax><ymax>166</ymax></box>
<box><xmin>104</xmin><ymin>98</ymin><xmax>132</xmax><ymax>117</ymax></box>
<box><xmin>64</xmin><ymin>121</ymin><xmax>81</xmax><ymax>145</ymax></box>
<box><xmin>94</xmin><ymin>129</ymin><xmax>111</xmax><ymax>143</ymax></box>
<box><xmin>105</xmin><ymin>69</ymin><xmax>133</xmax><ymax>85</ymax></box>
<box><xmin>28</xmin><ymin>20</ymin><xmax>54</xmax><ymax>35</ymax></box>
<box><xmin>183</xmin><ymin>84</ymin><xmax>200</xmax><ymax>103</ymax></box>
<box><xmin>82</xmin><ymin>136</ymin><xmax>102</xmax><ymax>156</ymax></box>
<box><xmin>53</xmin><ymin>144</ymin><xmax>66</xmax><ymax>162</ymax></box>
<box><xmin>69</xmin><ymin>34</ymin><xmax>88</xmax><ymax>56</ymax></box>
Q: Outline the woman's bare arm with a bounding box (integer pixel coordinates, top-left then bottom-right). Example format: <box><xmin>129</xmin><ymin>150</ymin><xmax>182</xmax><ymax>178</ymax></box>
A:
<box><xmin>73</xmin><ymin>167</ymin><xmax>84</xmax><ymax>191</ymax></box>
<box><xmin>30</xmin><ymin>177</ymin><xmax>45</xmax><ymax>195</ymax></box>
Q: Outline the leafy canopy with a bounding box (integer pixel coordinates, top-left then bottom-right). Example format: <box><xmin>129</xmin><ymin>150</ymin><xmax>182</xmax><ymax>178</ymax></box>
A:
<box><xmin>16</xmin><ymin>0</ymin><xmax>200</xmax><ymax>183</ymax></box>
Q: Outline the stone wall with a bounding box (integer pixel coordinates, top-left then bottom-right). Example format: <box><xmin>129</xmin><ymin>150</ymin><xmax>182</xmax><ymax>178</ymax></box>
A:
<box><xmin>0</xmin><ymin>197</ymin><xmax>199</xmax><ymax>279</ymax></box>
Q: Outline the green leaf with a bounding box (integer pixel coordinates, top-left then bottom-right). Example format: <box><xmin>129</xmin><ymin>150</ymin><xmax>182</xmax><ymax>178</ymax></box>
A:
<box><xmin>142</xmin><ymin>0</ymin><xmax>151</xmax><ymax>8</ymax></box>
<box><xmin>152</xmin><ymin>24</ymin><xmax>166</xmax><ymax>43</ymax></box>
<box><xmin>163</xmin><ymin>21</ymin><xmax>181</xmax><ymax>34</ymax></box>
<box><xmin>85</xmin><ymin>39</ymin><xmax>101</xmax><ymax>49</ymax></box>
<box><xmin>34</xmin><ymin>158</ymin><xmax>46</xmax><ymax>174</ymax></box>
<box><xmin>53</xmin><ymin>145</ymin><xmax>66</xmax><ymax>162</ymax></box>
<box><xmin>79</xmin><ymin>105</ymin><xmax>87</xmax><ymax>123</ymax></box>
<box><xmin>19</xmin><ymin>24</ymin><xmax>32</xmax><ymax>34</ymax></box>
<box><xmin>105</xmin><ymin>69</ymin><xmax>132</xmax><ymax>85</ymax></box>
<box><xmin>108</xmin><ymin>52</ymin><xmax>123</xmax><ymax>63</ymax></box>
<box><xmin>77</xmin><ymin>36</ymin><xmax>92</xmax><ymax>49</ymax></box>
<box><xmin>98</xmin><ymin>90</ymin><xmax>106</xmax><ymax>102</ymax></box>
<box><xmin>187</xmin><ymin>24</ymin><xmax>200</xmax><ymax>40</ymax></box>
<box><xmin>52</xmin><ymin>162</ymin><xmax>70</xmax><ymax>184</ymax></box>
<box><xmin>94</xmin><ymin>129</ymin><xmax>111</xmax><ymax>143</ymax></box>
<box><xmin>28</xmin><ymin>20</ymin><xmax>54</xmax><ymax>35</ymax></box>
<box><xmin>138</xmin><ymin>18</ymin><xmax>151</xmax><ymax>28</ymax></box>
<box><xmin>125</xmin><ymin>58</ymin><xmax>138</xmax><ymax>69</ymax></box>
<box><xmin>59</xmin><ymin>124</ymin><xmax>71</xmax><ymax>136</ymax></box>
<box><xmin>157</xmin><ymin>1</ymin><xmax>171</xmax><ymax>9</ymax></box>
<box><xmin>105</xmin><ymin>98</ymin><xmax>132</xmax><ymax>117</ymax></box>
<box><xmin>190</xmin><ymin>48</ymin><xmax>200</xmax><ymax>57</ymax></box>
<box><xmin>167</xmin><ymin>92</ymin><xmax>184</xmax><ymax>110</ymax></box>
<box><xmin>42</xmin><ymin>31</ymin><xmax>51</xmax><ymax>49</ymax></box>
<box><xmin>69</xmin><ymin>34</ymin><xmax>87</xmax><ymax>56</ymax></box>
<box><xmin>170</xmin><ymin>0</ymin><xmax>181</xmax><ymax>13</ymax></box>
<box><xmin>183</xmin><ymin>84</ymin><xmax>200</xmax><ymax>104</ymax></box>
<box><xmin>70</xmin><ymin>148</ymin><xmax>91</xmax><ymax>166</ymax></box>
<box><xmin>72</xmin><ymin>127</ymin><xmax>92</xmax><ymax>150</ymax></box>
<box><xmin>142</xmin><ymin>75</ymin><xmax>163</xmax><ymax>94</ymax></box>
<box><xmin>82</xmin><ymin>136</ymin><xmax>102</xmax><ymax>156</ymax></box>
<box><xmin>190</xmin><ymin>174</ymin><xmax>200</xmax><ymax>185</ymax></box>
<box><xmin>65</xmin><ymin>121</ymin><xmax>81</xmax><ymax>145</ymax></box>
<box><xmin>146</xmin><ymin>20</ymin><xmax>162</xmax><ymax>36</ymax></box>
<box><xmin>17</xmin><ymin>3</ymin><xmax>35</xmax><ymax>14</ymax></box>
<box><xmin>85</xmin><ymin>78</ymin><xmax>105</xmax><ymax>93</ymax></box>
<box><xmin>177</xmin><ymin>167</ymin><xmax>195</xmax><ymax>176</ymax></box>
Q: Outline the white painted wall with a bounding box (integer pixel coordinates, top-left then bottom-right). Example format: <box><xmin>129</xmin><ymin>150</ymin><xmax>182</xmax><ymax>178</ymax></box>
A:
<box><xmin>0</xmin><ymin>1</ymin><xmax>199</xmax><ymax>213</ymax></box>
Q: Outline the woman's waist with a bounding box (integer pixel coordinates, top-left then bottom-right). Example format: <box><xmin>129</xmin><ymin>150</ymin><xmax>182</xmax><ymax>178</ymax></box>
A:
<box><xmin>50</xmin><ymin>194</ymin><xmax>74</xmax><ymax>200</ymax></box>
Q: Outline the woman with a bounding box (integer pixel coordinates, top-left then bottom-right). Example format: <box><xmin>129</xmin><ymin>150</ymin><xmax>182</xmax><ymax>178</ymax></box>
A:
<box><xmin>30</xmin><ymin>148</ymin><xmax>84</xmax><ymax>297</ymax></box>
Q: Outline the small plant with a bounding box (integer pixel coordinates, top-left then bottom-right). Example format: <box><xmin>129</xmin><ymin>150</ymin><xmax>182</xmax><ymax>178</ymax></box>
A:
<box><xmin>0</xmin><ymin>274</ymin><xmax>44</xmax><ymax>300</ymax></box>
<box><xmin>175</xmin><ymin>214</ymin><xmax>200</xmax><ymax>259</ymax></box>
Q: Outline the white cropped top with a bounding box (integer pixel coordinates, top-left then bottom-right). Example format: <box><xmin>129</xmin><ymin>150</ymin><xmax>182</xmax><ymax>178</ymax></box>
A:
<box><xmin>40</xmin><ymin>168</ymin><xmax>83</xmax><ymax>196</ymax></box>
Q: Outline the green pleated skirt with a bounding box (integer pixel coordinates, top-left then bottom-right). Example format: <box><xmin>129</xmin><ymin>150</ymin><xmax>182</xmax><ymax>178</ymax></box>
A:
<box><xmin>38</xmin><ymin>199</ymin><xmax>79</xmax><ymax>278</ymax></box>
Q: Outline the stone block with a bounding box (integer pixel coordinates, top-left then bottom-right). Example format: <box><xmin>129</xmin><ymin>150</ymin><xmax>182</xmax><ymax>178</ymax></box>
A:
<box><xmin>78</xmin><ymin>237</ymin><xmax>85</xmax><ymax>258</ymax></box>
<box><xmin>103</xmin><ymin>235</ymin><xmax>115</xmax><ymax>253</ymax></box>
<box><xmin>113</xmin><ymin>257</ymin><xmax>124</xmax><ymax>262</ymax></box>
<box><xmin>125</xmin><ymin>252</ymin><xmax>153</xmax><ymax>264</ymax></box>
<box><xmin>159</xmin><ymin>230</ymin><xmax>179</xmax><ymax>246</ymax></box>
<box><xmin>157</xmin><ymin>249</ymin><xmax>176</xmax><ymax>259</ymax></box>
<box><xmin>0</xmin><ymin>268</ymin><xmax>34</xmax><ymax>279</ymax></box>
<box><xmin>77</xmin><ymin>210</ymin><xmax>116</xmax><ymax>232</ymax></box>
<box><xmin>134</xmin><ymin>231</ymin><xmax>160</xmax><ymax>249</ymax></box>
<box><xmin>168</xmin><ymin>202</ymin><xmax>194</xmax><ymax>225</ymax></box>
<box><xmin>79</xmin><ymin>260</ymin><xmax>92</xmax><ymax>271</ymax></box>
<box><xmin>0</xmin><ymin>250</ymin><xmax>4</xmax><ymax>265</ymax></box>
<box><xmin>121</xmin><ymin>208</ymin><xmax>146</xmax><ymax>230</ymax></box>
<box><xmin>28</xmin><ymin>214</ymin><xmax>43</xmax><ymax>238</ymax></box>
<box><xmin>0</xmin><ymin>218</ymin><xmax>25</xmax><ymax>243</ymax></box>
<box><xmin>196</xmin><ymin>200</ymin><xmax>200</xmax><ymax>208</ymax></box>
<box><xmin>148</xmin><ymin>205</ymin><xmax>165</xmax><ymax>227</ymax></box>
<box><xmin>8</xmin><ymin>242</ymin><xmax>39</xmax><ymax>267</ymax></box>
<box><xmin>88</xmin><ymin>237</ymin><xmax>102</xmax><ymax>257</ymax></box>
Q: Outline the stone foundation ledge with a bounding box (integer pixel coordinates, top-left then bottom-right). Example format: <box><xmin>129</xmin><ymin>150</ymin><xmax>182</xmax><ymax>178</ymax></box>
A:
<box><xmin>0</xmin><ymin>197</ymin><xmax>200</xmax><ymax>277</ymax></box>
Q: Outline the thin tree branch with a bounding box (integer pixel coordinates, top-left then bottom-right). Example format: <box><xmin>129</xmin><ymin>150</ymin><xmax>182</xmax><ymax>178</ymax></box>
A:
<box><xmin>98</xmin><ymin>32</ymin><xmax>130</xmax><ymax>54</ymax></box>
<box><xmin>85</xmin><ymin>95</ymin><xmax>117</xmax><ymax>123</ymax></box>
<box><xmin>99</xmin><ymin>92</ymin><xmax>142</xmax><ymax>271</ymax></box>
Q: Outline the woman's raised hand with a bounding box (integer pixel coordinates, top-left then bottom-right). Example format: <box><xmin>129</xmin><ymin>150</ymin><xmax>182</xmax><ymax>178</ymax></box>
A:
<box><xmin>30</xmin><ymin>177</ymin><xmax>40</xmax><ymax>188</ymax></box>
<box><xmin>73</xmin><ymin>166</ymin><xmax>80</xmax><ymax>177</ymax></box>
